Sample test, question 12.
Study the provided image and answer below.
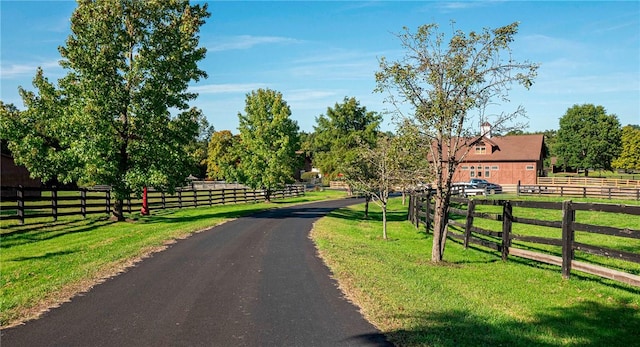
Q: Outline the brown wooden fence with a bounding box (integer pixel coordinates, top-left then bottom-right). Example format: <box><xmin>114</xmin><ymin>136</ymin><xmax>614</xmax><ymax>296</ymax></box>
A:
<box><xmin>408</xmin><ymin>192</ymin><xmax>640</xmax><ymax>287</ymax></box>
<box><xmin>518</xmin><ymin>182</ymin><xmax>640</xmax><ymax>200</ymax></box>
<box><xmin>0</xmin><ymin>185</ymin><xmax>305</xmax><ymax>225</ymax></box>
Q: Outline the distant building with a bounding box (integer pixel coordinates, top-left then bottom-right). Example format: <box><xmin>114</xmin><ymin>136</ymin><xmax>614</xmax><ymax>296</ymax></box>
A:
<box><xmin>452</xmin><ymin>133</ymin><xmax>546</xmax><ymax>185</ymax></box>
<box><xmin>1</xmin><ymin>153</ymin><xmax>42</xmax><ymax>197</ymax></box>
<box><xmin>432</xmin><ymin>124</ymin><xmax>546</xmax><ymax>186</ymax></box>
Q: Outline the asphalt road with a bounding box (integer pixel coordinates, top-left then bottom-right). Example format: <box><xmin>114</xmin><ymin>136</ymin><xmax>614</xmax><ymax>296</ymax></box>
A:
<box><xmin>1</xmin><ymin>198</ymin><xmax>392</xmax><ymax>347</ymax></box>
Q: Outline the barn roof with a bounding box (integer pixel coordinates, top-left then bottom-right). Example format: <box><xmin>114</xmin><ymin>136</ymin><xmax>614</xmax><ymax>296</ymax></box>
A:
<box><xmin>435</xmin><ymin>134</ymin><xmax>545</xmax><ymax>162</ymax></box>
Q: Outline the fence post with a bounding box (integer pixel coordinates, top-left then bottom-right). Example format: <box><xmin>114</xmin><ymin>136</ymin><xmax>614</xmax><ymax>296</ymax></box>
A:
<box><xmin>81</xmin><ymin>188</ymin><xmax>87</xmax><ymax>218</ymax></box>
<box><xmin>178</xmin><ymin>189</ymin><xmax>183</xmax><ymax>208</ymax></box>
<box><xmin>106</xmin><ymin>190</ymin><xmax>111</xmax><ymax>215</ymax></box>
<box><xmin>516</xmin><ymin>180</ymin><xmax>521</xmax><ymax>197</ymax></box>
<box><xmin>501</xmin><ymin>201</ymin><xmax>512</xmax><ymax>261</ymax></box>
<box><xmin>415</xmin><ymin>196</ymin><xmax>421</xmax><ymax>228</ymax></box>
<box><xmin>408</xmin><ymin>194</ymin><xmax>414</xmax><ymax>222</ymax></box>
<box><xmin>209</xmin><ymin>189</ymin><xmax>212</xmax><ymax>206</ymax></box>
<box><xmin>127</xmin><ymin>195</ymin><xmax>132</xmax><ymax>214</ymax></box>
<box><xmin>17</xmin><ymin>185</ymin><xmax>24</xmax><ymax>225</ymax></box>
<box><xmin>424</xmin><ymin>193</ymin><xmax>431</xmax><ymax>233</ymax></box>
<box><xmin>561</xmin><ymin>200</ymin><xmax>575</xmax><ymax>280</ymax></box>
<box><xmin>193</xmin><ymin>189</ymin><xmax>198</xmax><ymax>207</ymax></box>
<box><xmin>464</xmin><ymin>199</ymin><xmax>476</xmax><ymax>249</ymax></box>
<box><xmin>51</xmin><ymin>186</ymin><xmax>58</xmax><ymax>222</ymax></box>
<box><xmin>161</xmin><ymin>191</ymin><xmax>166</xmax><ymax>209</ymax></box>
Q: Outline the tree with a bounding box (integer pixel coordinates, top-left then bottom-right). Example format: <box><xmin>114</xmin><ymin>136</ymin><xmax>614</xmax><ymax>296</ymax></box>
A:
<box><xmin>554</xmin><ymin>104</ymin><xmax>622</xmax><ymax>176</ymax></box>
<box><xmin>206</xmin><ymin>130</ymin><xmax>238</xmax><ymax>180</ymax></box>
<box><xmin>235</xmin><ymin>88</ymin><xmax>301</xmax><ymax>202</ymax></box>
<box><xmin>312</xmin><ymin>97</ymin><xmax>381</xmax><ymax>181</ymax></box>
<box><xmin>343</xmin><ymin>132</ymin><xmax>429</xmax><ymax>240</ymax></box>
<box><xmin>2</xmin><ymin>1</ymin><xmax>210</xmax><ymax>220</ymax></box>
<box><xmin>612</xmin><ymin>125</ymin><xmax>640</xmax><ymax>172</ymax></box>
<box><xmin>375</xmin><ymin>22</ymin><xmax>538</xmax><ymax>262</ymax></box>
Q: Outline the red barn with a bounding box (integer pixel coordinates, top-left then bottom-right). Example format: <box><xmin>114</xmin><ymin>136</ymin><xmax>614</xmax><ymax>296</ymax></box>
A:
<box><xmin>451</xmin><ymin>134</ymin><xmax>545</xmax><ymax>185</ymax></box>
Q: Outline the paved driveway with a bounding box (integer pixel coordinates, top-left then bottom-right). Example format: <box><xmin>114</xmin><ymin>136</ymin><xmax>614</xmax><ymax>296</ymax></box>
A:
<box><xmin>1</xmin><ymin>199</ymin><xmax>392</xmax><ymax>347</ymax></box>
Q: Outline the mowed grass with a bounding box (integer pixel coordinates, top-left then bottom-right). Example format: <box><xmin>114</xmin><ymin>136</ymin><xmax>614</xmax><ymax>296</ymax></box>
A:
<box><xmin>311</xmin><ymin>197</ymin><xmax>640</xmax><ymax>347</ymax></box>
<box><xmin>0</xmin><ymin>189</ymin><xmax>347</xmax><ymax>328</ymax></box>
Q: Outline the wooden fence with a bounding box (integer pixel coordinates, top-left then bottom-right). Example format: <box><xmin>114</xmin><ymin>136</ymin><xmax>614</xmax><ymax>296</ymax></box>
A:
<box><xmin>537</xmin><ymin>177</ymin><xmax>640</xmax><ymax>187</ymax></box>
<box><xmin>408</xmin><ymin>192</ymin><xmax>640</xmax><ymax>287</ymax></box>
<box><xmin>0</xmin><ymin>185</ymin><xmax>305</xmax><ymax>225</ymax></box>
<box><xmin>518</xmin><ymin>182</ymin><xmax>640</xmax><ymax>200</ymax></box>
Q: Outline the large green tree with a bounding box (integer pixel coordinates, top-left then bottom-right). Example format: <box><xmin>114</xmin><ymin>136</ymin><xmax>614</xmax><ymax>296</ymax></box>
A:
<box><xmin>235</xmin><ymin>89</ymin><xmax>301</xmax><ymax>202</ymax></box>
<box><xmin>554</xmin><ymin>104</ymin><xmax>622</xmax><ymax>176</ymax></box>
<box><xmin>312</xmin><ymin>97</ymin><xmax>381</xmax><ymax>181</ymax></box>
<box><xmin>1</xmin><ymin>1</ymin><xmax>210</xmax><ymax>220</ymax></box>
<box><xmin>206</xmin><ymin>130</ymin><xmax>238</xmax><ymax>180</ymax></box>
<box><xmin>375</xmin><ymin>22</ymin><xmax>538</xmax><ymax>262</ymax></box>
<box><xmin>612</xmin><ymin>125</ymin><xmax>640</xmax><ymax>172</ymax></box>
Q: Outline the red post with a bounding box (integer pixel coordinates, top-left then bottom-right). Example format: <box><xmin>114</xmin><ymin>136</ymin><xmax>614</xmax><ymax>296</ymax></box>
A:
<box><xmin>141</xmin><ymin>186</ymin><xmax>149</xmax><ymax>215</ymax></box>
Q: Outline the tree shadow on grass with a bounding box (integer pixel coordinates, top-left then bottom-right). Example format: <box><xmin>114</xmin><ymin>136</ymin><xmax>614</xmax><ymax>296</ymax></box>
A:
<box><xmin>380</xmin><ymin>300</ymin><xmax>639</xmax><ymax>347</ymax></box>
<box><xmin>8</xmin><ymin>249</ymin><xmax>77</xmax><ymax>262</ymax></box>
<box><xmin>1</xmin><ymin>218</ymin><xmax>115</xmax><ymax>249</ymax></box>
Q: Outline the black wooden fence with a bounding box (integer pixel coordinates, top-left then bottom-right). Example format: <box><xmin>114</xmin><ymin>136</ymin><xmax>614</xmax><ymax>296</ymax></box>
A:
<box><xmin>0</xmin><ymin>185</ymin><xmax>305</xmax><ymax>224</ymax></box>
<box><xmin>408</xmin><ymin>192</ymin><xmax>640</xmax><ymax>287</ymax></box>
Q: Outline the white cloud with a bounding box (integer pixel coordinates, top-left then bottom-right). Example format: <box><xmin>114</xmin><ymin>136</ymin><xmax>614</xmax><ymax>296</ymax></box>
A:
<box><xmin>208</xmin><ymin>35</ymin><xmax>304</xmax><ymax>52</ymax></box>
<box><xmin>189</xmin><ymin>83</ymin><xmax>268</xmax><ymax>94</ymax></box>
<box><xmin>1</xmin><ymin>60</ymin><xmax>61</xmax><ymax>79</ymax></box>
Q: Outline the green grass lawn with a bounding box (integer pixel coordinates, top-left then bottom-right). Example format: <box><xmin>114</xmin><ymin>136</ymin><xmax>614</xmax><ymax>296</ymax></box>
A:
<box><xmin>311</xmin><ymin>197</ymin><xmax>640</xmax><ymax>347</ymax></box>
<box><xmin>0</xmin><ymin>189</ymin><xmax>347</xmax><ymax>328</ymax></box>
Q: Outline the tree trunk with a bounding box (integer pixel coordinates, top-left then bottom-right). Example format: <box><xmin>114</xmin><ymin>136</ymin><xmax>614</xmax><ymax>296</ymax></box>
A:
<box><xmin>431</xmin><ymin>195</ymin><xmax>449</xmax><ymax>262</ymax></box>
<box><xmin>112</xmin><ymin>199</ymin><xmax>125</xmax><ymax>221</ymax></box>
<box><xmin>382</xmin><ymin>203</ymin><xmax>387</xmax><ymax>240</ymax></box>
<box><xmin>364</xmin><ymin>194</ymin><xmax>371</xmax><ymax>219</ymax></box>
<box><xmin>264</xmin><ymin>188</ymin><xmax>272</xmax><ymax>202</ymax></box>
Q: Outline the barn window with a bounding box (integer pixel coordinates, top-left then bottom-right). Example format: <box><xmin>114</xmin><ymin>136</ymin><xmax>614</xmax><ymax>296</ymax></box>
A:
<box><xmin>526</xmin><ymin>165</ymin><xmax>535</xmax><ymax>170</ymax></box>
<box><xmin>485</xmin><ymin>170</ymin><xmax>490</xmax><ymax>178</ymax></box>
<box><xmin>461</xmin><ymin>166</ymin><xmax>469</xmax><ymax>170</ymax></box>
<box><xmin>491</xmin><ymin>166</ymin><xmax>499</xmax><ymax>170</ymax></box>
<box><xmin>475</xmin><ymin>146</ymin><xmax>486</xmax><ymax>154</ymax></box>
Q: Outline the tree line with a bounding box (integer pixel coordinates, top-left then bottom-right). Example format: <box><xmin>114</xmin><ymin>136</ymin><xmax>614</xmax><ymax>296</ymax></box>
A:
<box><xmin>506</xmin><ymin>104</ymin><xmax>639</xmax><ymax>176</ymax></box>
<box><xmin>1</xmin><ymin>1</ymin><xmax>637</xmax><ymax>263</ymax></box>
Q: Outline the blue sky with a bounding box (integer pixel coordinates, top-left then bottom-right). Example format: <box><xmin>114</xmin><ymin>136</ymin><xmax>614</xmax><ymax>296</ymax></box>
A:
<box><xmin>1</xmin><ymin>1</ymin><xmax>639</xmax><ymax>134</ymax></box>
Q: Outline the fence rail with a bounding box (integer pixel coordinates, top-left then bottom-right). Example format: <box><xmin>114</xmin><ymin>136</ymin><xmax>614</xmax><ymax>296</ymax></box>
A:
<box><xmin>518</xmin><ymin>182</ymin><xmax>640</xmax><ymax>200</ymax></box>
<box><xmin>408</xmin><ymin>192</ymin><xmax>640</xmax><ymax>287</ymax></box>
<box><xmin>0</xmin><ymin>185</ymin><xmax>305</xmax><ymax>225</ymax></box>
<box><xmin>537</xmin><ymin>177</ymin><xmax>640</xmax><ymax>187</ymax></box>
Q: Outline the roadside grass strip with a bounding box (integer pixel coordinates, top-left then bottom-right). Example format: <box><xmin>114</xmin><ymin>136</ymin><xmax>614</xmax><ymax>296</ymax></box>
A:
<box><xmin>311</xmin><ymin>197</ymin><xmax>640</xmax><ymax>347</ymax></box>
<box><xmin>0</xmin><ymin>190</ymin><xmax>347</xmax><ymax>327</ymax></box>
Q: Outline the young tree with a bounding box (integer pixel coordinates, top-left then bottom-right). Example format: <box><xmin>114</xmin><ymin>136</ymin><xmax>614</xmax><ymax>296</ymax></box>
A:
<box><xmin>343</xmin><ymin>133</ymin><xmax>429</xmax><ymax>240</ymax></box>
<box><xmin>206</xmin><ymin>130</ymin><xmax>238</xmax><ymax>180</ymax></box>
<box><xmin>2</xmin><ymin>1</ymin><xmax>210</xmax><ymax>220</ymax></box>
<box><xmin>375</xmin><ymin>22</ymin><xmax>538</xmax><ymax>262</ymax></box>
<box><xmin>612</xmin><ymin>125</ymin><xmax>640</xmax><ymax>172</ymax></box>
<box><xmin>235</xmin><ymin>88</ymin><xmax>301</xmax><ymax>202</ymax></box>
<box><xmin>554</xmin><ymin>104</ymin><xmax>622</xmax><ymax>176</ymax></box>
<box><xmin>312</xmin><ymin>97</ymin><xmax>381</xmax><ymax>181</ymax></box>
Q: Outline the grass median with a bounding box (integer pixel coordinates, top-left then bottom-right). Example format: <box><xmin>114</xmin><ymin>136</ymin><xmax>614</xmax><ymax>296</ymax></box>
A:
<box><xmin>0</xmin><ymin>189</ymin><xmax>347</xmax><ymax>328</ymax></box>
<box><xmin>311</xmin><ymin>197</ymin><xmax>640</xmax><ymax>346</ymax></box>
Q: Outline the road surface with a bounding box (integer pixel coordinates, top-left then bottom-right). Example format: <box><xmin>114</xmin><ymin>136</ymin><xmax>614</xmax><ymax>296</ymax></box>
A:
<box><xmin>1</xmin><ymin>198</ymin><xmax>392</xmax><ymax>346</ymax></box>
